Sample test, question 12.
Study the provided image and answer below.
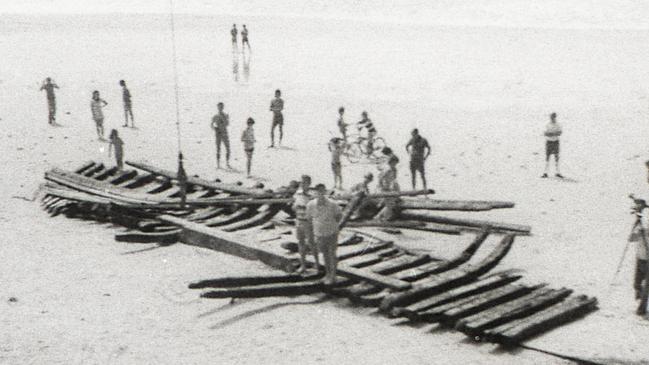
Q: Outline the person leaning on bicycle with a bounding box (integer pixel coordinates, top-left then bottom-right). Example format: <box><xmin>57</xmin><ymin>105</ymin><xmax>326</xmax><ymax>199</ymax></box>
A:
<box><xmin>357</xmin><ymin>111</ymin><xmax>377</xmax><ymax>156</ymax></box>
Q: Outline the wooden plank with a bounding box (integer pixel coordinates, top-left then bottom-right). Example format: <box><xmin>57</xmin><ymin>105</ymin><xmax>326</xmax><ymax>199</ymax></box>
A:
<box><xmin>126</xmin><ymin>160</ymin><xmax>271</xmax><ymax>197</ymax></box>
<box><xmin>456</xmin><ymin>288</ymin><xmax>573</xmax><ymax>336</ymax></box>
<box><xmin>108</xmin><ymin>170</ymin><xmax>138</xmax><ymax>185</ymax></box>
<box><xmin>392</xmin><ymin>230</ymin><xmax>489</xmax><ymax>281</ymax></box>
<box><xmin>391</xmin><ymin>273</ymin><xmax>522</xmax><ymax>319</ymax></box>
<box><xmin>221</xmin><ymin>206</ymin><xmax>281</xmax><ymax>232</ymax></box>
<box><xmin>340</xmin><ymin>248</ymin><xmax>401</xmax><ymax>268</ymax></box>
<box><xmin>74</xmin><ymin>161</ymin><xmax>96</xmax><ymax>174</ymax></box>
<box><xmin>379</xmin><ymin>234</ymin><xmax>515</xmax><ymax>312</ymax></box>
<box><xmin>368</xmin><ymin>254</ymin><xmax>431</xmax><ymax>275</ymax></box>
<box><xmin>189</xmin><ymin>273</ymin><xmax>323</xmax><ymax>289</ymax></box>
<box><xmin>346</xmin><ymin>220</ymin><xmax>426</xmax><ymax>229</ymax></box>
<box><xmin>200</xmin><ymin>280</ymin><xmax>325</xmax><ymax>298</ymax></box>
<box><xmin>420</xmin><ymin>284</ymin><xmax>541</xmax><ymax>324</ymax></box>
<box><xmin>184</xmin><ymin>207</ymin><xmax>226</xmax><ymax>222</ymax></box>
<box><xmin>399</xmin><ymin>211</ymin><xmax>531</xmax><ymax>234</ymax></box>
<box><xmin>115</xmin><ymin>229</ymin><xmax>181</xmax><ymax>244</ymax></box>
<box><xmin>485</xmin><ymin>295</ymin><xmax>598</xmax><ymax>345</ymax></box>
<box><xmin>336</xmin><ymin>240</ymin><xmax>394</xmax><ymax>260</ymax></box>
<box><xmin>202</xmin><ymin>207</ymin><xmax>254</xmax><ymax>227</ymax></box>
<box><xmin>401</xmin><ymin>199</ymin><xmax>515</xmax><ymax>211</ymax></box>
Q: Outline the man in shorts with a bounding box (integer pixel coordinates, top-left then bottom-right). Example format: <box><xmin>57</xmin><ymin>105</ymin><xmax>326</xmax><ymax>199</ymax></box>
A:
<box><xmin>119</xmin><ymin>80</ymin><xmax>134</xmax><ymax>127</ymax></box>
<box><xmin>329</xmin><ymin>137</ymin><xmax>344</xmax><ymax>189</ymax></box>
<box><xmin>40</xmin><ymin>77</ymin><xmax>59</xmax><ymax>125</ymax></box>
<box><xmin>230</xmin><ymin>24</ymin><xmax>238</xmax><ymax>47</ymax></box>
<box><xmin>241</xmin><ymin>24</ymin><xmax>250</xmax><ymax>50</ymax></box>
<box><xmin>337</xmin><ymin>107</ymin><xmax>348</xmax><ymax>143</ymax></box>
<box><xmin>211</xmin><ymin>102</ymin><xmax>231</xmax><ymax>169</ymax></box>
<box><xmin>306</xmin><ymin>183</ymin><xmax>343</xmax><ymax>285</ymax></box>
<box><xmin>405</xmin><ymin>128</ymin><xmax>431</xmax><ymax>190</ymax></box>
<box><xmin>241</xmin><ymin>117</ymin><xmax>256</xmax><ymax>177</ymax></box>
<box><xmin>292</xmin><ymin>175</ymin><xmax>318</xmax><ymax>274</ymax></box>
<box><xmin>269</xmin><ymin>89</ymin><xmax>284</xmax><ymax>147</ymax></box>
<box><xmin>542</xmin><ymin>112</ymin><xmax>563</xmax><ymax>178</ymax></box>
<box><xmin>91</xmin><ymin>90</ymin><xmax>108</xmax><ymax>140</ymax></box>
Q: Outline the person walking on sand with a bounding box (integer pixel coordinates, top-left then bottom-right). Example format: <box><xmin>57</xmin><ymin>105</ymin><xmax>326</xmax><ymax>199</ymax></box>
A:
<box><xmin>108</xmin><ymin>129</ymin><xmax>124</xmax><ymax>170</ymax></box>
<box><xmin>211</xmin><ymin>102</ymin><xmax>231</xmax><ymax>169</ymax></box>
<box><xmin>292</xmin><ymin>175</ymin><xmax>318</xmax><ymax>274</ymax></box>
<box><xmin>241</xmin><ymin>117</ymin><xmax>256</xmax><ymax>177</ymax></box>
<box><xmin>306</xmin><ymin>183</ymin><xmax>343</xmax><ymax>285</ymax></box>
<box><xmin>40</xmin><ymin>77</ymin><xmax>59</xmax><ymax>125</ymax></box>
<box><xmin>119</xmin><ymin>80</ymin><xmax>134</xmax><ymax>128</ymax></box>
<box><xmin>542</xmin><ymin>112</ymin><xmax>563</xmax><ymax>178</ymax></box>
<box><xmin>406</xmin><ymin>128</ymin><xmax>431</xmax><ymax>190</ymax></box>
<box><xmin>269</xmin><ymin>89</ymin><xmax>284</xmax><ymax>147</ymax></box>
<box><xmin>337</xmin><ymin>107</ymin><xmax>348</xmax><ymax>143</ymax></box>
<box><xmin>91</xmin><ymin>90</ymin><xmax>108</xmax><ymax>140</ymax></box>
<box><xmin>357</xmin><ymin>111</ymin><xmax>377</xmax><ymax>155</ymax></box>
<box><xmin>329</xmin><ymin>137</ymin><xmax>344</xmax><ymax>189</ymax></box>
<box><xmin>241</xmin><ymin>24</ymin><xmax>250</xmax><ymax>50</ymax></box>
<box><xmin>629</xmin><ymin>193</ymin><xmax>649</xmax><ymax>315</ymax></box>
<box><xmin>231</xmin><ymin>24</ymin><xmax>238</xmax><ymax>47</ymax></box>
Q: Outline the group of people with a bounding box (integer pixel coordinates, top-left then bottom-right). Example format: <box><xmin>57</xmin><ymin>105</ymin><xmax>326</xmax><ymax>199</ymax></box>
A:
<box><xmin>40</xmin><ymin>77</ymin><xmax>133</xmax><ymax>171</ymax></box>
<box><xmin>230</xmin><ymin>24</ymin><xmax>250</xmax><ymax>50</ymax></box>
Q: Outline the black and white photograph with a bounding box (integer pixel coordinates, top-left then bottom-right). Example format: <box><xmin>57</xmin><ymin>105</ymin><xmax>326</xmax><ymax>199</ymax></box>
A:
<box><xmin>2</xmin><ymin>1</ymin><xmax>649</xmax><ymax>364</ymax></box>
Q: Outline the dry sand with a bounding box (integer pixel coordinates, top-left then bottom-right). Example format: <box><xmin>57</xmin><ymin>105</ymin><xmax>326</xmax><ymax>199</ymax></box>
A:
<box><xmin>1</xmin><ymin>9</ymin><xmax>649</xmax><ymax>364</ymax></box>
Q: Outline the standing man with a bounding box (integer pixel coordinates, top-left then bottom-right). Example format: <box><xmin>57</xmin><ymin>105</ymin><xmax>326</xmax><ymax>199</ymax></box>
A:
<box><xmin>306</xmin><ymin>183</ymin><xmax>343</xmax><ymax>285</ymax></box>
<box><xmin>91</xmin><ymin>90</ymin><xmax>108</xmax><ymax>140</ymax></box>
<box><xmin>406</xmin><ymin>128</ymin><xmax>431</xmax><ymax>190</ymax></box>
<box><xmin>241</xmin><ymin>24</ymin><xmax>250</xmax><ymax>50</ymax></box>
<box><xmin>542</xmin><ymin>112</ymin><xmax>563</xmax><ymax>178</ymax></box>
<box><xmin>292</xmin><ymin>175</ymin><xmax>318</xmax><ymax>274</ymax></box>
<box><xmin>40</xmin><ymin>77</ymin><xmax>59</xmax><ymax>125</ymax></box>
<box><xmin>329</xmin><ymin>137</ymin><xmax>344</xmax><ymax>189</ymax></box>
<box><xmin>119</xmin><ymin>80</ymin><xmax>134</xmax><ymax>128</ymax></box>
<box><xmin>269</xmin><ymin>89</ymin><xmax>284</xmax><ymax>147</ymax></box>
<box><xmin>230</xmin><ymin>24</ymin><xmax>238</xmax><ymax>47</ymax></box>
<box><xmin>357</xmin><ymin>111</ymin><xmax>377</xmax><ymax>155</ymax></box>
<box><xmin>337</xmin><ymin>107</ymin><xmax>348</xmax><ymax>143</ymax></box>
<box><xmin>211</xmin><ymin>102</ymin><xmax>231</xmax><ymax>169</ymax></box>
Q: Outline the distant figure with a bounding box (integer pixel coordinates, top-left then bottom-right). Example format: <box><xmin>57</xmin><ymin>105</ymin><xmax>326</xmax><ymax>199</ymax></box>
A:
<box><xmin>241</xmin><ymin>24</ymin><xmax>250</xmax><ymax>50</ymax></box>
<box><xmin>306</xmin><ymin>183</ymin><xmax>343</xmax><ymax>285</ymax></box>
<box><xmin>230</xmin><ymin>24</ymin><xmax>238</xmax><ymax>46</ymax></box>
<box><xmin>211</xmin><ymin>102</ymin><xmax>231</xmax><ymax>169</ymax></box>
<box><xmin>119</xmin><ymin>80</ymin><xmax>134</xmax><ymax>127</ymax></box>
<box><xmin>241</xmin><ymin>117</ymin><xmax>256</xmax><ymax>177</ymax></box>
<box><xmin>630</xmin><ymin>191</ymin><xmax>649</xmax><ymax>315</ymax></box>
<box><xmin>351</xmin><ymin>173</ymin><xmax>374</xmax><ymax>195</ymax></box>
<box><xmin>40</xmin><ymin>77</ymin><xmax>59</xmax><ymax>125</ymax></box>
<box><xmin>542</xmin><ymin>112</ymin><xmax>563</xmax><ymax>178</ymax></box>
<box><xmin>269</xmin><ymin>89</ymin><xmax>284</xmax><ymax>147</ymax></box>
<box><xmin>405</xmin><ymin>128</ymin><xmax>431</xmax><ymax>190</ymax></box>
<box><xmin>329</xmin><ymin>137</ymin><xmax>344</xmax><ymax>189</ymax></box>
<box><xmin>108</xmin><ymin>129</ymin><xmax>124</xmax><ymax>170</ymax></box>
<box><xmin>90</xmin><ymin>90</ymin><xmax>108</xmax><ymax>140</ymax></box>
<box><xmin>242</xmin><ymin>49</ymin><xmax>251</xmax><ymax>82</ymax></box>
<box><xmin>337</xmin><ymin>107</ymin><xmax>348</xmax><ymax>143</ymax></box>
<box><xmin>292</xmin><ymin>175</ymin><xmax>317</xmax><ymax>274</ymax></box>
<box><xmin>357</xmin><ymin>111</ymin><xmax>377</xmax><ymax>155</ymax></box>
<box><xmin>177</xmin><ymin>152</ymin><xmax>188</xmax><ymax>208</ymax></box>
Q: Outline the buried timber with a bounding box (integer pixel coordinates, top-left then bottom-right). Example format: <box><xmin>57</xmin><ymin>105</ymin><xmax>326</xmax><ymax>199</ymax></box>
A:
<box><xmin>38</xmin><ymin>160</ymin><xmax>597</xmax><ymax>349</ymax></box>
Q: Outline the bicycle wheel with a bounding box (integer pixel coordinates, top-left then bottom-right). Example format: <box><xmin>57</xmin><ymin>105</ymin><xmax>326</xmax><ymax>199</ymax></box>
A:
<box><xmin>345</xmin><ymin>143</ymin><xmax>363</xmax><ymax>164</ymax></box>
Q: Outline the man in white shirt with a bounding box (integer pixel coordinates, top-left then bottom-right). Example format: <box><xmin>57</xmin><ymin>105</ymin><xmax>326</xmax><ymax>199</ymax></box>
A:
<box><xmin>542</xmin><ymin>112</ymin><xmax>563</xmax><ymax>178</ymax></box>
<box><xmin>292</xmin><ymin>175</ymin><xmax>317</xmax><ymax>274</ymax></box>
<box><xmin>306</xmin><ymin>183</ymin><xmax>343</xmax><ymax>285</ymax></box>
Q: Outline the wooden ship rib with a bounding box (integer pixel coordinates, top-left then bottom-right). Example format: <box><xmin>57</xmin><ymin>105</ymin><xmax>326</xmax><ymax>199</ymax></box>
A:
<box><xmin>38</xmin><ymin>160</ymin><xmax>598</xmax><ymax>347</ymax></box>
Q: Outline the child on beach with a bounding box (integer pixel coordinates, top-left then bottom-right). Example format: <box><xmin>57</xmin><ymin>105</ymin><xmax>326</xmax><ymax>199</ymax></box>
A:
<box><xmin>108</xmin><ymin>129</ymin><xmax>124</xmax><ymax>170</ymax></box>
<box><xmin>91</xmin><ymin>90</ymin><xmax>108</xmax><ymax>140</ymax></box>
<box><xmin>329</xmin><ymin>137</ymin><xmax>344</xmax><ymax>189</ymax></box>
<box><xmin>241</xmin><ymin>117</ymin><xmax>256</xmax><ymax>177</ymax></box>
<box><xmin>119</xmin><ymin>80</ymin><xmax>134</xmax><ymax>128</ymax></box>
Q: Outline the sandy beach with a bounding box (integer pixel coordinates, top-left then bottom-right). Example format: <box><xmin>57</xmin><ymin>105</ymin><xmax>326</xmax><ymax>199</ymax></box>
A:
<box><xmin>2</xmin><ymin>3</ymin><xmax>649</xmax><ymax>364</ymax></box>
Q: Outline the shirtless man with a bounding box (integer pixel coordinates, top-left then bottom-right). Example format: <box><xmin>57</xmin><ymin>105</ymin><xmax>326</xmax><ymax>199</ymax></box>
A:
<box><xmin>292</xmin><ymin>175</ymin><xmax>318</xmax><ymax>274</ymax></box>
<box><xmin>230</xmin><ymin>24</ymin><xmax>238</xmax><ymax>46</ymax></box>
<box><xmin>211</xmin><ymin>102</ymin><xmax>231</xmax><ymax>169</ymax></box>
<box><xmin>241</xmin><ymin>24</ymin><xmax>250</xmax><ymax>50</ymax></box>
<box><xmin>40</xmin><ymin>77</ymin><xmax>59</xmax><ymax>125</ymax></box>
<box><xmin>269</xmin><ymin>89</ymin><xmax>284</xmax><ymax>147</ymax></box>
<box><xmin>405</xmin><ymin>128</ymin><xmax>431</xmax><ymax>190</ymax></box>
<box><xmin>119</xmin><ymin>80</ymin><xmax>134</xmax><ymax>127</ymax></box>
<box><xmin>337</xmin><ymin>107</ymin><xmax>348</xmax><ymax>143</ymax></box>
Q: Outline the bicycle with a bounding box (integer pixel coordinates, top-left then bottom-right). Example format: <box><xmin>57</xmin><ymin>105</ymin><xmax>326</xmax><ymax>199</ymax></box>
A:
<box><xmin>342</xmin><ymin>133</ymin><xmax>387</xmax><ymax>164</ymax></box>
